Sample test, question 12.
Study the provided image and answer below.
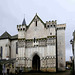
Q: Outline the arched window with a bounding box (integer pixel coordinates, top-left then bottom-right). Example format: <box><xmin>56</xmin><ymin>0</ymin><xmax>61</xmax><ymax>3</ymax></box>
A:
<box><xmin>34</xmin><ymin>38</ymin><xmax>35</xmax><ymax>43</ymax></box>
<box><xmin>16</xmin><ymin>42</ymin><xmax>18</xmax><ymax>54</ymax></box>
<box><xmin>9</xmin><ymin>46</ymin><xmax>11</xmax><ymax>58</ymax></box>
<box><xmin>36</xmin><ymin>21</ymin><xmax>37</xmax><ymax>26</ymax></box>
<box><xmin>0</xmin><ymin>46</ymin><xmax>3</xmax><ymax>59</ymax></box>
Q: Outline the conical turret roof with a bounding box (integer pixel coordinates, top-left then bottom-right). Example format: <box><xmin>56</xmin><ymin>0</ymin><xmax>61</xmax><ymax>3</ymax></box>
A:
<box><xmin>22</xmin><ymin>18</ymin><xmax>26</xmax><ymax>25</ymax></box>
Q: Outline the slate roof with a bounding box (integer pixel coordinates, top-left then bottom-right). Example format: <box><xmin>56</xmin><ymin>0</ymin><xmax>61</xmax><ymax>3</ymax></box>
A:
<box><xmin>0</xmin><ymin>31</ymin><xmax>18</xmax><ymax>40</ymax></box>
<box><xmin>22</xmin><ymin>18</ymin><xmax>26</xmax><ymax>25</ymax></box>
<box><xmin>11</xmin><ymin>34</ymin><xmax>18</xmax><ymax>40</ymax></box>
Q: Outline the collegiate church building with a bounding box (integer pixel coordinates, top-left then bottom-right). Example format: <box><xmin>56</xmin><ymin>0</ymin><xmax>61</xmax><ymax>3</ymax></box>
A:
<box><xmin>0</xmin><ymin>14</ymin><xmax>66</xmax><ymax>72</ymax></box>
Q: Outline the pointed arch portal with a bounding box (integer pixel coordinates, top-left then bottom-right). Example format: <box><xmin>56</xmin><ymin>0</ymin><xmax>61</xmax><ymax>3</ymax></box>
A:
<box><xmin>32</xmin><ymin>54</ymin><xmax>40</xmax><ymax>71</ymax></box>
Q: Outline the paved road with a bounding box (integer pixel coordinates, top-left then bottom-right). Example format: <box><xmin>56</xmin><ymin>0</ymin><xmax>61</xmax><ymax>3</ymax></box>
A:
<box><xmin>18</xmin><ymin>70</ymin><xmax>71</xmax><ymax>75</ymax></box>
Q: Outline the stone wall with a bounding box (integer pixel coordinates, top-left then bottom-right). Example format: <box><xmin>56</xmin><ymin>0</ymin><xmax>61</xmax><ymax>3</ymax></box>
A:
<box><xmin>11</xmin><ymin>40</ymin><xmax>17</xmax><ymax>58</ymax></box>
<box><xmin>0</xmin><ymin>39</ymin><xmax>10</xmax><ymax>59</ymax></box>
<box><xmin>57</xmin><ymin>24</ymin><xmax>66</xmax><ymax>71</ymax></box>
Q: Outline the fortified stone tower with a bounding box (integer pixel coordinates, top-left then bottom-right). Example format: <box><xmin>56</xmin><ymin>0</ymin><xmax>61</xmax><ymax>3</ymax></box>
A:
<box><xmin>16</xmin><ymin>18</ymin><xmax>26</xmax><ymax>68</ymax></box>
<box><xmin>46</xmin><ymin>20</ymin><xmax>57</xmax><ymax>36</ymax></box>
<box><xmin>45</xmin><ymin>20</ymin><xmax>57</xmax><ymax>72</ymax></box>
<box><xmin>57</xmin><ymin>24</ymin><xmax>66</xmax><ymax>71</ymax></box>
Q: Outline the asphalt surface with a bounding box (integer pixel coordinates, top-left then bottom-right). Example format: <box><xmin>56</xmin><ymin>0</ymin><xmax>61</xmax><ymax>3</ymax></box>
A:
<box><xmin>18</xmin><ymin>70</ymin><xmax>71</xmax><ymax>75</ymax></box>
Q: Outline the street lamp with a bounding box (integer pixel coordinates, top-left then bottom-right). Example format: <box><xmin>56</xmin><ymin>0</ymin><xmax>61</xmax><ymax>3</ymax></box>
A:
<box><xmin>70</xmin><ymin>39</ymin><xmax>74</xmax><ymax>55</ymax></box>
<box><xmin>70</xmin><ymin>39</ymin><xmax>74</xmax><ymax>74</ymax></box>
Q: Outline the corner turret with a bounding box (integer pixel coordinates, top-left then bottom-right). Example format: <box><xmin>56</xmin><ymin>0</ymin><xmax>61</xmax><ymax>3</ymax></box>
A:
<box><xmin>17</xmin><ymin>18</ymin><xmax>26</xmax><ymax>39</ymax></box>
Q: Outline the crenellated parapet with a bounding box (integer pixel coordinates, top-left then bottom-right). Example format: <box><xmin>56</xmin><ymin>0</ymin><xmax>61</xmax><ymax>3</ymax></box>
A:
<box><xmin>17</xmin><ymin>25</ymin><xmax>26</xmax><ymax>31</ymax></box>
<box><xmin>57</xmin><ymin>24</ymin><xmax>66</xmax><ymax>30</ymax></box>
<box><xmin>46</xmin><ymin>20</ymin><xmax>57</xmax><ymax>37</ymax></box>
<box><xmin>17</xmin><ymin>25</ymin><xmax>26</xmax><ymax>39</ymax></box>
<box><xmin>46</xmin><ymin>20</ymin><xmax>57</xmax><ymax>29</ymax></box>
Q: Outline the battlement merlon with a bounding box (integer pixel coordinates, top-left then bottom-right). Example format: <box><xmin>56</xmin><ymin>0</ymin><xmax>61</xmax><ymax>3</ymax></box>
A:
<box><xmin>46</xmin><ymin>20</ymin><xmax>57</xmax><ymax>25</ymax></box>
<box><xmin>57</xmin><ymin>23</ymin><xmax>66</xmax><ymax>30</ymax></box>
<box><xmin>17</xmin><ymin>25</ymin><xmax>26</xmax><ymax>31</ymax></box>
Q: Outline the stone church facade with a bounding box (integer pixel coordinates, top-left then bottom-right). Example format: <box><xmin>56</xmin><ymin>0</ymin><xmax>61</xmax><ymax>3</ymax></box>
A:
<box><xmin>0</xmin><ymin>14</ymin><xmax>66</xmax><ymax>72</ymax></box>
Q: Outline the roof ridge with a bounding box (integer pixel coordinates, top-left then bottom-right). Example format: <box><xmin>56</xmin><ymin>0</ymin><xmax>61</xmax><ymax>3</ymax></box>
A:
<box><xmin>26</xmin><ymin>14</ymin><xmax>45</xmax><ymax>30</ymax></box>
<box><xmin>11</xmin><ymin>34</ymin><xmax>18</xmax><ymax>37</ymax></box>
<box><xmin>1</xmin><ymin>31</ymin><xmax>11</xmax><ymax>36</ymax></box>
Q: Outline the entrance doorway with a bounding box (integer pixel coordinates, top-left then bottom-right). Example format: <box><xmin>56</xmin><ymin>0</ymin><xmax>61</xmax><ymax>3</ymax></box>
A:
<box><xmin>32</xmin><ymin>54</ymin><xmax>40</xmax><ymax>71</ymax></box>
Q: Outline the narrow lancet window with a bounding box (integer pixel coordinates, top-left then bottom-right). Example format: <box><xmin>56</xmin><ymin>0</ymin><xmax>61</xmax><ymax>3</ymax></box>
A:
<box><xmin>0</xmin><ymin>46</ymin><xmax>3</xmax><ymax>59</ymax></box>
<box><xmin>36</xmin><ymin>21</ymin><xmax>37</xmax><ymax>26</ymax></box>
<box><xmin>34</xmin><ymin>38</ymin><xmax>35</xmax><ymax>43</ymax></box>
<box><xmin>16</xmin><ymin>42</ymin><xmax>18</xmax><ymax>54</ymax></box>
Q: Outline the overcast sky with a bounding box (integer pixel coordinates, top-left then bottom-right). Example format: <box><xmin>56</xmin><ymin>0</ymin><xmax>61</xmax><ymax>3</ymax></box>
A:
<box><xmin>0</xmin><ymin>0</ymin><xmax>74</xmax><ymax>61</ymax></box>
